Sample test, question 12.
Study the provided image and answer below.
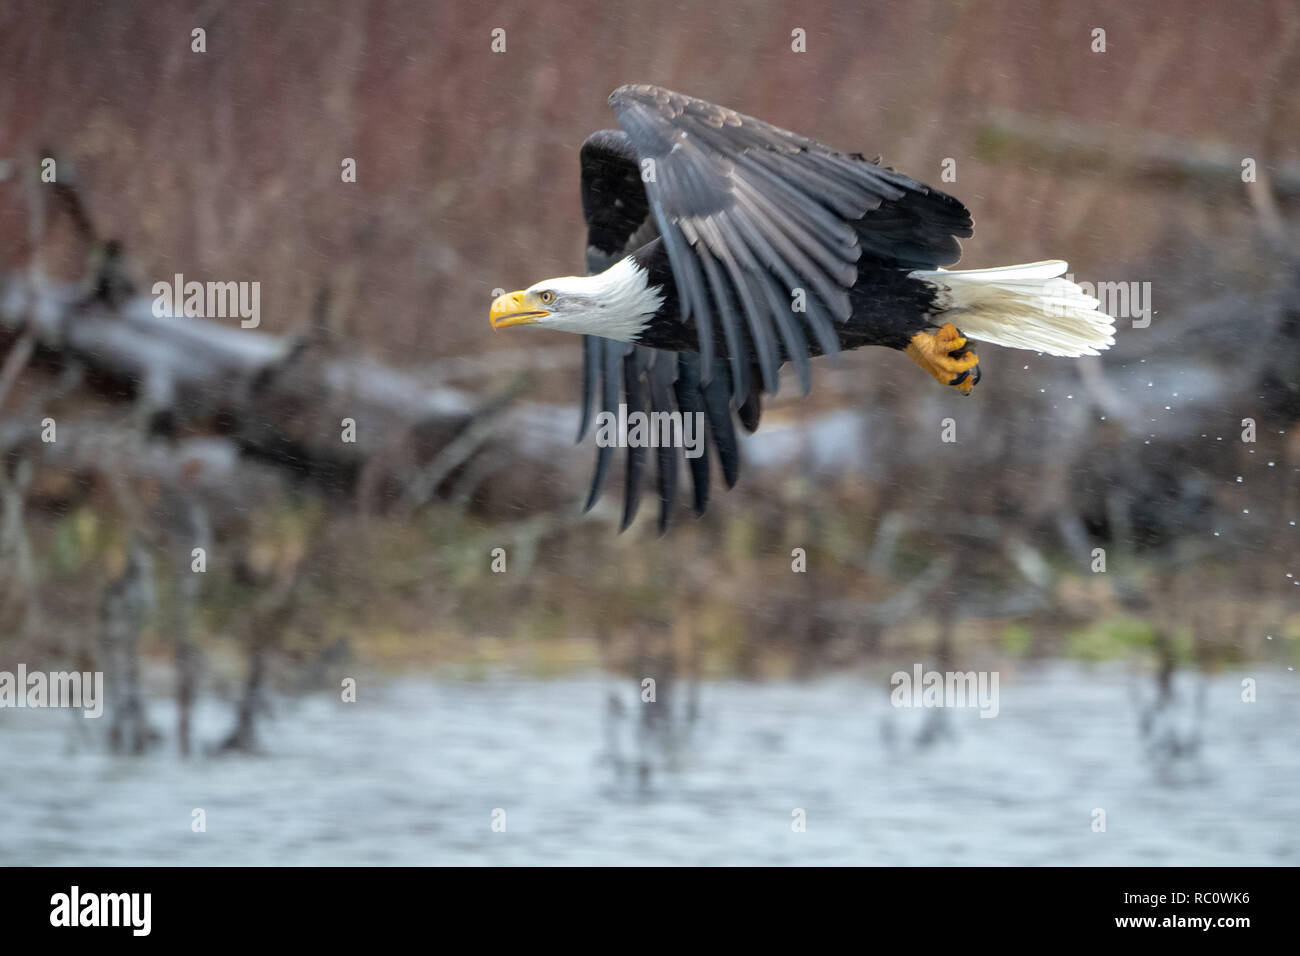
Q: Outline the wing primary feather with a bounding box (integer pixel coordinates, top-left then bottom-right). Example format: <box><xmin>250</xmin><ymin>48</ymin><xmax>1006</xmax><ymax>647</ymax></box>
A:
<box><xmin>696</xmin><ymin>245</ymin><xmax>749</xmax><ymax>405</ymax></box>
<box><xmin>647</xmin><ymin>353</ymin><xmax>679</xmax><ymax>534</ymax></box>
<box><xmin>798</xmin><ymin>289</ymin><xmax>843</xmax><ymax>359</ymax></box>
<box><xmin>699</xmin><ymin>213</ymin><xmax>780</xmax><ymax>394</ymax></box>
<box><xmin>619</xmin><ymin>348</ymin><xmax>648</xmax><ymax>531</ymax></box>
<box><xmin>737</xmin><ymin>382</ymin><xmax>762</xmax><ymax>433</ymax></box>
<box><xmin>757</xmin><ymin>261</ymin><xmax>812</xmax><ymax>393</ymax></box>
<box><xmin>733</xmin><ymin>148</ymin><xmax>870</xmax><ymax>231</ymax></box>
<box><xmin>731</xmin><ymin>179</ymin><xmax>857</xmax><ymax>305</ymax></box>
<box><xmin>578</xmin><ymin>334</ymin><xmax>600</xmax><ymax>442</ymax></box>
<box><xmin>701</xmin><ymin>365</ymin><xmax>740</xmax><ymax>488</ymax></box>
<box><xmin>724</xmin><ymin>209</ymin><xmax>816</xmax><ymax>387</ymax></box>
<box><xmin>721</xmin><ymin>204</ymin><xmax>838</xmax><ymax>364</ymax></box>
<box><xmin>673</xmin><ymin>354</ymin><xmax>711</xmax><ymax>515</ymax></box>
<box><xmin>657</xmin><ymin>217</ymin><xmax>715</xmax><ymax>382</ymax></box>
<box><xmin>583</xmin><ymin>339</ymin><xmax>623</xmax><ymax>512</ymax></box>
<box><xmin>730</xmin><ymin>180</ymin><xmax>853</xmax><ymax>320</ymax></box>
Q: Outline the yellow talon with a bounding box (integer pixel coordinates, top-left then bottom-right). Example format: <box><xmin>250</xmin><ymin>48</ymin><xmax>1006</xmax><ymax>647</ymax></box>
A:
<box><xmin>905</xmin><ymin>323</ymin><xmax>980</xmax><ymax>392</ymax></box>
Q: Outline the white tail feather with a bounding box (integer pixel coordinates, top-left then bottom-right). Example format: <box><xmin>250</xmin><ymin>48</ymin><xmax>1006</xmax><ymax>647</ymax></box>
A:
<box><xmin>910</xmin><ymin>260</ymin><xmax>1116</xmax><ymax>357</ymax></box>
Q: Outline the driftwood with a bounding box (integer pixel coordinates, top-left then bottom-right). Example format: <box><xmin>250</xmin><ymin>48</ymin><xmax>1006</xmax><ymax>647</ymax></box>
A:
<box><xmin>0</xmin><ymin>271</ymin><xmax>595</xmax><ymax>517</ymax></box>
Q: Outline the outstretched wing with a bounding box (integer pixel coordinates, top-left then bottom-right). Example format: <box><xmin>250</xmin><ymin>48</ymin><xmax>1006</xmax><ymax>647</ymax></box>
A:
<box><xmin>577</xmin><ymin>87</ymin><xmax>972</xmax><ymax>530</ymax></box>
<box><xmin>608</xmin><ymin>83</ymin><xmax>973</xmax><ymax>400</ymax></box>
<box><xmin>577</xmin><ymin>129</ymin><xmax>743</xmax><ymax>533</ymax></box>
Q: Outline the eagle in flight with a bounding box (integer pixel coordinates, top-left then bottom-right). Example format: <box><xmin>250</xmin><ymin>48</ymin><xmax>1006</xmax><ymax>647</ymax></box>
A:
<box><xmin>490</xmin><ymin>85</ymin><xmax>1115</xmax><ymax>532</ymax></box>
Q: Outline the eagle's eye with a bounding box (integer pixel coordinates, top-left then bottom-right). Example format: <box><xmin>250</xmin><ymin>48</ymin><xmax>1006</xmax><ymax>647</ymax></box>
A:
<box><xmin>538</xmin><ymin>290</ymin><xmax>556</xmax><ymax>305</ymax></box>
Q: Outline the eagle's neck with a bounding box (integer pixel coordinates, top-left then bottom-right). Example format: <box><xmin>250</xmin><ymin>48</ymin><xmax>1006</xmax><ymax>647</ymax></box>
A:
<box><xmin>587</xmin><ymin>256</ymin><xmax>666</xmax><ymax>341</ymax></box>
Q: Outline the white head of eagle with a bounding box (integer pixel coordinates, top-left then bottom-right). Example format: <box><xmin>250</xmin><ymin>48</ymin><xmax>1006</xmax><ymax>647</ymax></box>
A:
<box><xmin>489</xmin><ymin>256</ymin><xmax>665</xmax><ymax>342</ymax></box>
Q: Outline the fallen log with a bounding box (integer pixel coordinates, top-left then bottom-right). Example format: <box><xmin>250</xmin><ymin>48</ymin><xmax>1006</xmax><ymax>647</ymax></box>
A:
<box><xmin>0</xmin><ymin>271</ymin><xmax>589</xmax><ymax>515</ymax></box>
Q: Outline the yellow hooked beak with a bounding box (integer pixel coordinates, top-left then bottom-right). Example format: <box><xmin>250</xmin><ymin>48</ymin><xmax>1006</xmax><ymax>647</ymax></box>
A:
<box><xmin>489</xmin><ymin>290</ymin><xmax>549</xmax><ymax>330</ymax></box>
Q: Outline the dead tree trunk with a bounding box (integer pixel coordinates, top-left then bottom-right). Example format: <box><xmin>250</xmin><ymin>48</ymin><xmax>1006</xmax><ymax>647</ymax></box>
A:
<box><xmin>0</xmin><ymin>454</ymin><xmax>35</xmax><ymax>639</ymax></box>
<box><xmin>170</xmin><ymin>497</ymin><xmax>210</xmax><ymax>757</ymax></box>
<box><xmin>100</xmin><ymin>535</ymin><xmax>159</xmax><ymax>755</ymax></box>
<box><xmin>217</xmin><ymin>565</ymin><xmax>299</xmax><ymax>755</ymax></box>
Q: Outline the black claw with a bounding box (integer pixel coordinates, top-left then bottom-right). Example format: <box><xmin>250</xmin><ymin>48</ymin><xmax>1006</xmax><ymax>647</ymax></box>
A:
<box><xmin>945</xmin><ymin>343</ymin><xmax>981</xmax><ymax>390</ymax></box>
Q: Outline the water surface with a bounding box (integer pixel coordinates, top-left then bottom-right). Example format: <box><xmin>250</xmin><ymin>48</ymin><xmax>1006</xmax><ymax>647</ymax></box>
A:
<box><xmin>1</xmin><ymin>664</ymin><xmax>1294</xmax><ymax>865</ymax></box>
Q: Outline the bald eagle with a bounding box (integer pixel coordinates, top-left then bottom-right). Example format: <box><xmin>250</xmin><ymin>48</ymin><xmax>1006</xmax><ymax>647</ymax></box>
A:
<box><xmin>490</xmin><ymin>85</ymin><xmax>1114</xmax><ymax>532</ymax></box>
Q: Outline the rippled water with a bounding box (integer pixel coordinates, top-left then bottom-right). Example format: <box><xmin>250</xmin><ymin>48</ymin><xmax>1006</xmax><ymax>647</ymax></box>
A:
<box><xmin>1</xmin><ymin>663</ymin><xmax>1295</xmax><ymax>865</ymax></box>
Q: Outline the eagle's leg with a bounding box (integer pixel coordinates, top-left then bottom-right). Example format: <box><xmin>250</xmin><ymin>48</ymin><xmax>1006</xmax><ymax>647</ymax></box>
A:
<box><xmin>904</xmin><ymin>323</ymin><xmax>981</xmax><ymax>393</ymax></box>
